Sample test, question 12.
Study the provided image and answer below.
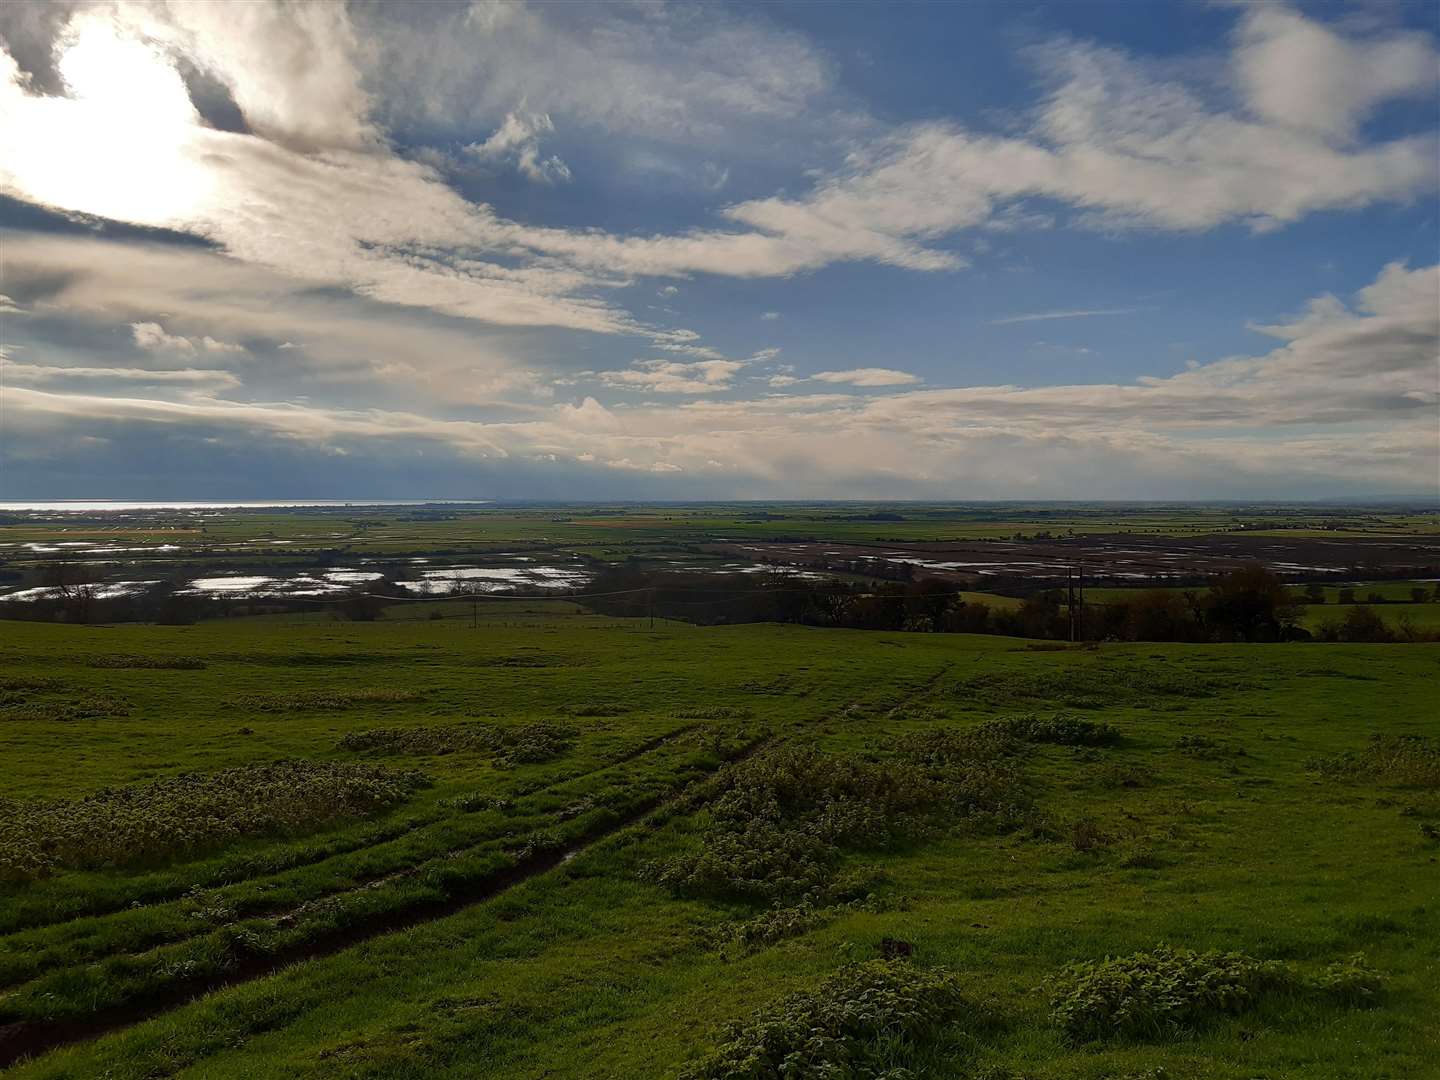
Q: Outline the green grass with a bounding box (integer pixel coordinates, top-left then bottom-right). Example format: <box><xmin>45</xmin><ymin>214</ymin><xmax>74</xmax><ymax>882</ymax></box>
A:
<box><xmin>0</xmin><ymin>610</ymin><xmax>1436</xmax><ymax>1078</ymax></box>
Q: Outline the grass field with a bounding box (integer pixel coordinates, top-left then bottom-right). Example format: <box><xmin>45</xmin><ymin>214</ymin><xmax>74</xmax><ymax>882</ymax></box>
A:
<box><xmin>1</xmin><ymin>607</ymin><xmax>1437</xmax><ymax>1078</ymax></box>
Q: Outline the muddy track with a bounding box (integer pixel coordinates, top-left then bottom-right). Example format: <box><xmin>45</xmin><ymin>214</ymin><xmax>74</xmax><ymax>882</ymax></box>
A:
<box><xmin>0</xmin><ymin>732</ymin><xmax>771</xmax><ymax>1070</ymax></box>
<box><xmin>0</xmin><ymin>724</ymin><xmax>700</xmax><ymax>941</ymax></box>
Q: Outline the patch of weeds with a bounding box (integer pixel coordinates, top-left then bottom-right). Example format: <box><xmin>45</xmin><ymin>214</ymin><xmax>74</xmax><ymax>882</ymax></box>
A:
<box><xmin>475</xmin><ymin>654</ymin><xmax>573</xmax><ymax>668</ymax></box>
<box><xmin>87</xmin><ymin>654</ymin><xmax>206</xmax><ymax>670</ymax></box>
<box><xmin>1310</xmin><ymin>736</ymin><xmax>1439</xmax><ymax>788</ymax></box>
<box><xmin>228</xmin><ymin>688</ymin><xmax>424</xmax><ymax>712</ymax></box>
<box><xmin>0</xmin><ymin>694</ymin><xmax>131</xmax><ymax>721</ymax></box>
<box><xmin>737</xmin><ymin>676</ymin><xmax>793</xmax><ymax>695</ymax></box>
<box><xmin>674</xmin><ymin>706</ymin><xmax>753</xmax><ymax>720</ymax></box>
<box><xmin>0</xmin><ymin>761</ymin><xmax>429</xmax><ymax>881</ymax></box>
<box><xmin>954</xmin><ymin>666</ymin><xmax>1226</xmax><ymax>709</ymax></box>
<box><xmin>1176</xmin><ymin>734</ymin><xmax>1245</xmax><ymax>761</ymax></box>
<box><xmin>1069</xmin><ymin>816</ymin><xmax>1113</xmax><ymax>853</ymax></box>
<box><xmin>681</xmin><ymin>960</ymin><xmax>981</xmax><ymax>1080</ymax></box>
<box><xmin>341</xmin><ymin>721</ymin><xmax>575</xmax><ymax>766</ymax></box>
<box><xmin>444</xmin><ymin>791</ymin><xmax>513</xmax><ymax>813</ymax></box>
<box><xmin>0</xmin><ymin>676</ymin><xmax>61</xmax><ymax>692</ymax></box>
<box><xmin>1048</xmin><ymin>947</ymin><xmax>1383</xmax><ymax>1042</ymax></box>
<box><xmin>1096</xmin><ymin>763</ymin><xmax>1154</xmax><ymax>789</ymax></box>
<box><xmin>978</xmin><ymin>713</ymin><xmax>1121</xmax><ymax>747</ymax></box>
<box><xmin>642</xmin><ymin>744</ymin><xmax>1026</xmax><ymax>902</ymax></box>
<box><xmin>562</xmin><ymin>702</ymin><xmax>630</xmax><ymax>717</ymax></box>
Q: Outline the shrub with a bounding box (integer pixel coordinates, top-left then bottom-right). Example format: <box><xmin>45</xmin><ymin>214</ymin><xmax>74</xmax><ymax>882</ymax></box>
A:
<box><xmin>681</xmin><ymin>960</ymin><xmax>978</xmax><ymax>1079</ymax></box>
<box><xmin>978</xmin><ymin>713</ymin><xmax>1121</xmax><ymax>747</ymax></box>
<box><xmin>1310</xmin><ymin>736</ymin><xmax>1439</xmax><ymax>788</ymax></box>
<box><xmin>675</xmin><ymin>706</ymin><xmax>753</xmax><ymax>720</ymax></box>
<box><xmin>1048</xmin><ymin>947</ymin><xmax>1383</xmax><ymax>1042</ymax></box>
<box><xmin>954</xmin><ymin>667</ymin><xmax>1223</xmax><ymax>709</ymax></box>
<box><xmin>642</xmin><ymin>744</ymin><xmax>1026</xmax><ymax>901</ymax></box>
<box><xmin>0</xmin><ymin>761</ymin><xmax>429</xmax><ymax>881</ymax></box>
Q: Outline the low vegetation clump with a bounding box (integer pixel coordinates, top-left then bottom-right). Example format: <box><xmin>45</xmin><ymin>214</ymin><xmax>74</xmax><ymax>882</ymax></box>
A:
<box><xmin>681</xmin><ymin>960</ymin><xmax>978</xmax><ymax>1079</ymax></box>
<box><xmin>0</xmin><ymin>694</ymin><xmax>131</xmax><ymax>721</ymax></box>
<box><xmin>642</xmin><ymin>744</ymin><xmax>1025</xmax><ymax>901</ymax></box>
<box><xmin>340</xmin><ymin>721</ymin><xmax>576</xmax><ymax>766</ymax></box>
<box><xmin>1048</xmin><ymin>947</ymin><xmax>1383</xmax><ymax>1042</ymax></box>
<box><xmin>86</xmin><ymin>653</ymin><xmax>206</xmax><ymax>669</ymax></box>
<box><xmin>954</xmin><ymin>666</ymin><xmax>1223</xmax><ymax>709</ymax></box>
<box><xmin>0</xmin><ymin>761</ymin><xmax>430</xmax><ymax>881</ymax></box>
<box><xmin>675</xmin><ymin>705</ymin><xmax>753</xmax><ymax>720</ymax></box>
<box><xmin>977</xmin><ymin>713</ymin><xmax>1121</xmax><ymax>747</ymax></box>
<box><xmin>227</xmin><ymin>688</ymin><xmax>424</xmax><ymax>711</ymax></box>
<box><xmin>1310</xmin><ymin>736</ymin><xmax>1439</xmax><ymax>788</ymax></box>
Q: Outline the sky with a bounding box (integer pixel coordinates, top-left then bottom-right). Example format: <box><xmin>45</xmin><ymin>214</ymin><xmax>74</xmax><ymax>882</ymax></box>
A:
<box><xmin>0</xmin><ymin>0</ymin><xmax>1436</xmax><ymax>501</ymax></box>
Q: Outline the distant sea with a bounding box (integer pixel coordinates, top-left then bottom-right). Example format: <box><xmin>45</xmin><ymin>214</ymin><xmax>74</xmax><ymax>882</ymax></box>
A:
<box><xmin>0</xmin><ymin>500</ymin><xmax>490</xmax><ymax>511</ymax></box>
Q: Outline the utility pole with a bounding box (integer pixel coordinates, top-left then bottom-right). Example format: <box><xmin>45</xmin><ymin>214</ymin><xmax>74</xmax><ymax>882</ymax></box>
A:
<box><xmin>1067</xmin><ymin>566</ymin><xmax>1076</xmax><ymax>643</ymax></box>
<box><xmin>1077</xmin><ymin>558</ymin><xmax>1085</xmax><ymax>641</ymax></box>
<box><xmin>648</xmin><ymin>587</ymin><xmax>655</xmax><ymax>630</ymax></box>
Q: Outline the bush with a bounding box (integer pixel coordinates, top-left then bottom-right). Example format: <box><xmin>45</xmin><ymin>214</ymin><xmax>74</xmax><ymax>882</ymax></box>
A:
<box><xmin>0</xmin><ymin>761</ymin><xmax>430</xmax><ymax>881</ymax></box>
<box><xmin>681</xmin><ymin>960</ymin><xmax>978</xmax><ymax>1079</ymax></box>
<box><xmin>642</xmin><ymin>744</ymin><xmax>1026</xmax><ymax>901</ymax></box>
<box><xmin>0</xmin><ymin>695</ymin><xmax>131</xmax><ymax>721</ymax></box>
<box><xmin>1048</xmin><ymin>947</ymin><xmax>1383</xmax><ymax>1042</ymax></box>
<box><xmin>1310</xmin><ymin>736</ymin><xmax>1439</xmax><ymax>788</ymax></box>
<box><xmin>978</xmin><ymin>713</ymin><xmax>1121</xmax><ymax>747</ymax></box>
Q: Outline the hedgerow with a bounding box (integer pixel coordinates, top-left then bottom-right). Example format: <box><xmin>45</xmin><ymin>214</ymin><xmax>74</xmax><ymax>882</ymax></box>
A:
<box><xmin>1048</xmin><ymin>947</ymin><xmax>1383</xmax><ymax>1042</ymax></box>
<box><xmin>680</xmin><ymin>960</ymin><xmax>978</xmax><ymax>1079</ymax></box>
<box><xmin>0</xmin><ymin>761</ymin><xmax>430</xmax><ymax>882</ymax></box>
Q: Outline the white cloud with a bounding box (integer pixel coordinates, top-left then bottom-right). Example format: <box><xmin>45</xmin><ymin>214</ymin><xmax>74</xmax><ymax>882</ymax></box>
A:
<box><xmin>132</xmin><ymin>322</ymin><xmax>244</xmax><ymax>354</ymax></box>
<box><xmin>760</xmin><ymin>311</ymin><xmax>780</xmax><ymax>320</ymax></box>
<box><xmin>991</xmin><ymin>308</ymin><xmax>1138</xmax><ymax>326</ymax></box>
<box><xmin>0</xmin><ymin>359</ymin><xmax>241</xmax><ymax>392</ymax></box>
<box><xmin>465</xmin><ymin>108</ymin><xmax>571</xmax><ymax>183</ymax></box>
<box><xmin>597</xmin><ymin>357</ymin><xmax>747</xmax><ymax>395</ymax></box>
<box><xmin>812</xmin><ymin>368</ymin><xmax>923</xmax><ymax>387</ymax></box>
<box><xmin>1234</xmin><ymin>7</ymin><xmax>1438</xmax><ymax>143</ymax></box>
<box><xmin>5</xmin><ymin>262</ymin><xmax>1435</xmax><ymax>496</ymax></box>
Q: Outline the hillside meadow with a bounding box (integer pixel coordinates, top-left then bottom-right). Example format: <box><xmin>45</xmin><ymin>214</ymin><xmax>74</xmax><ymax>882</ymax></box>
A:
<box><xmin>0</xmin><ymin>610</ymin><xmax>1436</xmax><ymax>1078</ymax></box>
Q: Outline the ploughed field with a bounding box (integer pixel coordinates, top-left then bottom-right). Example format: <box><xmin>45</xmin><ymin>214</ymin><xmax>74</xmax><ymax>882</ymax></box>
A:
<box><xmin>0</xmin><ymin>612</ymin><xmax>1436</xmax><ymax>1078</ymax></box>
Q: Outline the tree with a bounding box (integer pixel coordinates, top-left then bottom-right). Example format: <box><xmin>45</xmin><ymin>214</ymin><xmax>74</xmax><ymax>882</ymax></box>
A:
<box><xmin>1411</xmin><ymin>587</ymin><xmax>1429</xmax><ymax>604</ymax></box>
<box><xmin>1204</xmin><ymin>563</ymin><xmax>1298</xmax><ymax>642</ymax></box>
<box><xmin>1338</xmin><ymin>588</ymin><xmax>1356</xmax><ymax>605</ymax></box>
<box><xmin>1335</xmin><ymin>605</ymin><xmax>1392</xmax><ymax>643</ymax></box>
<box><xmin>1304</xmin><ymin>584</ymin><xmax>1325</xmax><ymax>604</ymax></box>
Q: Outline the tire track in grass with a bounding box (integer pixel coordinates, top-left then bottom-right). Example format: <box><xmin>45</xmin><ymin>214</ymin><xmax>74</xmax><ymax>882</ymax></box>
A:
<box><xmin>0</xmin><ymin>732</ymin><xmax>773</xmax><ymax>1069</ymax></box>
<box><xmin>0</xmin><ymin>724</ymin><xmax>706</xmax><ymax>993</ymax></box>
<box><xmin>0</xmin><ymin>723</ymin><xmax>702</xmax><ymax>941</ymax></box>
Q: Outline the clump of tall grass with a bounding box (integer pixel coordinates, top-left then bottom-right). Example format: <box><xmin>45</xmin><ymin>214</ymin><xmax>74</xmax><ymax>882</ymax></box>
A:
<box><xmin>87</xmin><ymin>654</ymin><xmax>207</xmax><ymax>670</ymax></box>
<box><xmin>340</xmin><ymin>721</ymin><xmax>576</xmax><ymax>766</ymax></box>
<box><xmin>0</xmin><ymin>761</ymin><xmax>429</xmax><ymax>882</ymax></box>
<box><xmin>226</xmin><ymin>688</ymin><xmax>423</xmax><ymax>711</ymax></box>
<box><xmin>977</xmin><ymin>713</ymin><xmax>1121</xmax><ymax>747</ymax></box>
<box><xmin>1048</xmin><ymin>947</ymin><xmax>1383</xmax><ymax>1042</ymax></box>
<box><xmin>954</xmin><ymin>667</ymin><xmax>1224</xmax><ymax>709</ymax></box>
<box><xmin>642</xmin><ymin>743</ymin><xmax>1026</xmax><ymax>901</ymax></box>
<box><xmin>681</xmin><ymin>960</ymin><xmax>980</xmax><ymax>1079</ymax></box>
<box><xmin>1310</xmin><ymin>736</ymin><xmax>1439</xmax><ymax>788</ymax></box>
<box><xmin>0</xmin><ymin>695</ymin><xmax>131</xmax><ymax>721</ymax></box>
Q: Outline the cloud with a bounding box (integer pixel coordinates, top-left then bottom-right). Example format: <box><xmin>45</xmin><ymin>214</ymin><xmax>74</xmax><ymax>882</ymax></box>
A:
<box><xmin>132</xmin><ymin>322</ymin><xmax>244</xmax><ymax>354</ymax></box>
<box><xmin>5</xmin><ymin>259</ymin><xmax>1431</xmax><ymax>498</ymax></box>
<box><xmin>0</xmin><ymin>359</ymin><xmax>241</xmax><ymax>392</ymax></box>
<box><xmin>465</xmin><ymin>108</ymin><xmax>572</xmax><ymax>183</ymax></box>
<box><xmin>658</xmin><ymin>285</ymin><xmax>679</xmax><ymax>297</ymax></box>
<box><xmin>1234</xmin><ymin>7</ymin><xmax>1437</xmax><ymax>143</ymax></box>
<box><xmin>597</xmin><ymin>357</ymin><xmax>747</xmax><ymax>395</ymax></box>
<box><xmin>760</xmin><ymin>311</ymin><xmax>780</xmax><ymax>321</ymax></box>
<box><xmin>991</xmin><ymin>308</ymin><xmax>1138</xmax><ymax>326</ymax></box>
<box><xmin>812</xmin><ymin>368</ymin><xmax>923</xmax><ymax>387</ymax></box>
